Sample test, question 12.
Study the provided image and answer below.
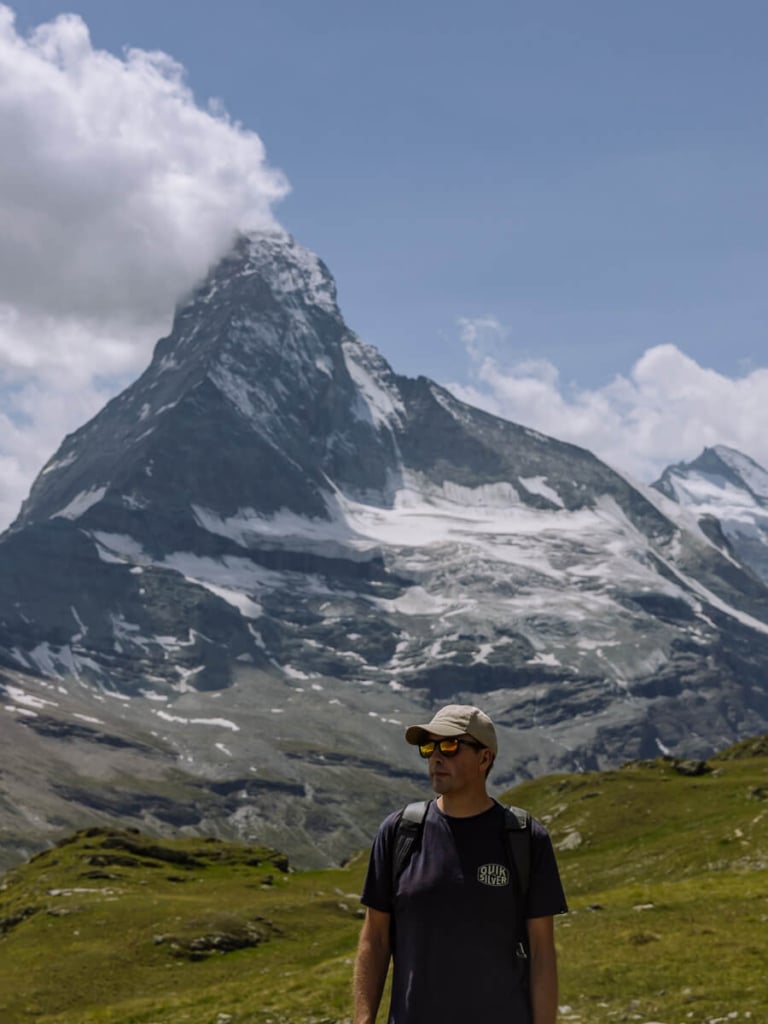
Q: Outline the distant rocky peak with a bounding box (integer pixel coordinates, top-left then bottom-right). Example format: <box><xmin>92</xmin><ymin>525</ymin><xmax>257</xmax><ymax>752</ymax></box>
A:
<box><xmin>656</xmin><ymin>446</ymin><xmax>768</xmax><ymax>507</ymax></box>
<box><xmin>706</xmin><ymin>445</ymin><xmax>768</xmax><ymax>501</ymax></box>
<box><xmin>653</xmin><ymin>444</ymin><xmax>768</xmax><ymax>587</ymax></box>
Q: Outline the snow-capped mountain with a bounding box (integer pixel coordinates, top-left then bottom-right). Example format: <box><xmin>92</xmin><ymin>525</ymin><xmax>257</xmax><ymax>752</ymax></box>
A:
<box><xmin>654</xmin><ymin>446</ymin><xmax>768</xmax><ymax>586</ymax></box>
<box><xmin>2</xmin><ymin>233</ymin><xmax>768</xmax><ymax>870</ymax></box>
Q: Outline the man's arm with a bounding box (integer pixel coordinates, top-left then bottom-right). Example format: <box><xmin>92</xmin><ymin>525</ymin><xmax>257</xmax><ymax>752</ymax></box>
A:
<box><xmin>353</xmin><ymin>907</ymin><xmax>392</xmax><ymax>1024</ymax></box>
<box><xmin>527</xmin><ymin>915</ymin><xmax>559</xmax><ymax>1024</ymax></box>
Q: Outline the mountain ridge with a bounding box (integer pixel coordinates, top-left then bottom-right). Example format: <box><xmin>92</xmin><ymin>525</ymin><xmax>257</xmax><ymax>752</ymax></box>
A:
<box><xmin>1</xmin><ymin>231</ymin><xmax>768</xmax><ymax>870</ymax></box>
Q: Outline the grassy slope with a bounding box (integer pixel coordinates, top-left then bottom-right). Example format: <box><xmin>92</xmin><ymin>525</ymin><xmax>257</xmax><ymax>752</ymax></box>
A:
<box><xmin>0</xmin><ymin>739</ymin><xmax>766</xmax><ymax>1024</ymax></box>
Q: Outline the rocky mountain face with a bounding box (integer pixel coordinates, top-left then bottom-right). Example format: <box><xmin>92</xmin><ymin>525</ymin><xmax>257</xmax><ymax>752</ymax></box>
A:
<box><xmin>653</xmin><ymin>445</ymin><xmax>768</xmax><ymax>587</ymax></box>
<box><xmin>2</xmin><ymin>233</ymin><xmax>768</xmax><ymax>871</ymax></box>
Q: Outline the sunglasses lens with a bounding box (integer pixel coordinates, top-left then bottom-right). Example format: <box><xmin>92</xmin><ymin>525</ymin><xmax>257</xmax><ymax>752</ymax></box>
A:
<box><xmin>419</xmin><ymin>737</ymin><xmax>462</xmax><ymax>757</ymax></box>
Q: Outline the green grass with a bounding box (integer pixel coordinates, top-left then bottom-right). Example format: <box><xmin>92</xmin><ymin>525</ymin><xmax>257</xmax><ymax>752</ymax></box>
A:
<box><xmin>0</xmin><ymin>741</ymin><xmax>766</xmax><ymax>1023</ymax></box>
<box><xmin>521</xmin><ymin>747</ymin><xmax>768</xmax><ymax>1023</ymax></box>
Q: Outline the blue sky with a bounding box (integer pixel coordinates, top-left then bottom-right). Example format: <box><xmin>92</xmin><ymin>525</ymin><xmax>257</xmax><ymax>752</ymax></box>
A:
<box><xmin>1</xmin><ymin>1</ymin><xmax>767</xmax><ymax>525</ymax></box>
<box><xmin>13</xmin><ymin>0</ymin><xmax>768</xmax><ymax>383</ymax></box>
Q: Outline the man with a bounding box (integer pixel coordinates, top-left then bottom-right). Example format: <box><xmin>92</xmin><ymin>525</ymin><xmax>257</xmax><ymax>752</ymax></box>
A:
<box><xmin>354</xmin><ymin>704</ymin><xmax>567</xmax><ymax>1024</ymax></box>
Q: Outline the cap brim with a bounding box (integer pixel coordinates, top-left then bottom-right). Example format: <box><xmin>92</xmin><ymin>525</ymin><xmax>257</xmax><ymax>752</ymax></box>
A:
<box><xmin>404</xmin><ymin>722</ymin><xmax>463</xmax><ymax>745</ymax></box>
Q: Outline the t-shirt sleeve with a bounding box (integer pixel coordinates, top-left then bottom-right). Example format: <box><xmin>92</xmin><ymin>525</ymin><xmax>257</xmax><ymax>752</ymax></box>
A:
<box><xmin>360</xmin><ymin>810</ymin><xmax>400</xmax><ymax>913</ymax></box>
<box><xmin>525</xmin><ymin>818</ymin><xmax>569</xmax><ymax>919</ymax></box>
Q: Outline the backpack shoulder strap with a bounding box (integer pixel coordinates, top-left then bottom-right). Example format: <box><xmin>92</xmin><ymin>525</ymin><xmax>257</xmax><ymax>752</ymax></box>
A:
<box><xmin>392</xmin><ymin>800</ymin><xmax>532</xmax><ymax>901</ymax></box>
<box><xmin>392</xmin><ymin>799</ymin><xmax>430</xmax><ymax>887</ymax></box>
<box><xmin>502</xmin><ymin>804</ymin><xmax>532</xmax><ymax>902</ymax></box>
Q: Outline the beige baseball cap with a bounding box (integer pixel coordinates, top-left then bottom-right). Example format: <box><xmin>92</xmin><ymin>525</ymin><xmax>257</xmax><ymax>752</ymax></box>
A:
<box><xmin>404</xmin><ymin>704</ymin><xmax>498</xmax><ymax>754</ymax></box>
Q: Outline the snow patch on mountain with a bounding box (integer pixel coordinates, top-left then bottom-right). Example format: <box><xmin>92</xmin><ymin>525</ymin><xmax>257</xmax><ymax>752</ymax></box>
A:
<box><xmin>200</xmin><ymin>584</ymin><xmax>262</xmax><ymax>619</ymax></box>
<box><xmin>529</xmin><ymin>652</ymin><xmax>562</xmax><ymax>667</ymax></box>
<box><xmin>519</xmin><ymin>476</ymin><xmax>565</xmax><ymax>508</ymax></box>
<box><xmin>191</xmin><ymin>504</ymin><xmax>365</xmax><ymax>552</ymax></box>
<box><xmin>374</xmin><ymin>586</ymin><xmax>452</xmax><ymax>617</ymax></box>
<box><xmin>4</xmin><ymin>685</ymin><xmax>58</xmax><ymax>711</ymax></box>
<box><xmin>93</xmin><ymin>532</ymin><xmax>148</xmax><ymax>564</ymax></box>
<box><xmin>153</xmin><ymin>709</ymin><xmax>240</xmax><ymax>730</ymax></box>
<box><xmin>338</xmin><ymin>483</ymin><xmax>625</xmax><ymax>554</ymax></box>
<box><xmin>162</xmin><ymin>550</ymin><xmax>287</xmax><ymax>595</ymax></box>
<box><xmin>53</xmin><ymin>486</ymin><xmax>107</xmax><ymax>520</ymax></box>
<box><xmin>342</xmin><ymin>339</ymin><xmax>405</xmax><ymax>429</ymax></box>
<box><xmin>41</xmin><ymin>452</ymin><xmax>77</xmax><ymax>476</ymax></box>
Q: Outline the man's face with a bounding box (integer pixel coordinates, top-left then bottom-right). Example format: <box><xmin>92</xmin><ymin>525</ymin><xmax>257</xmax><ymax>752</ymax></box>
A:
<box><xmin>425</xmin><ymin>733</ymin><xmax>488</xmax><ymax>796</ymax></box>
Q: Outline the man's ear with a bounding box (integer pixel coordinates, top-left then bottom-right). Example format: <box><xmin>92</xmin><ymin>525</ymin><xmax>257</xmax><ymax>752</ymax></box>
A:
<box><xmin>480</xmin><ymin>747</ymin><xmax>494</xmax><ymax>770</ymax></box>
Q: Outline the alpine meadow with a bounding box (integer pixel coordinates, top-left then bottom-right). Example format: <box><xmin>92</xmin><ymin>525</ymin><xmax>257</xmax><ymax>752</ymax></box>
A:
<box><xmin>0</xmin><ymin>738</ymin><xmax>766</xmax><ymax>1023</ymax></box>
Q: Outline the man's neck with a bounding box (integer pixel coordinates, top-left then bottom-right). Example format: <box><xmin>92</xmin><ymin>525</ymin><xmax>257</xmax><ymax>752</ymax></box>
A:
<box><xmin>436</xmin><ymin>791</ymin><xmax>494</xmax><ymax>818</ymax></box>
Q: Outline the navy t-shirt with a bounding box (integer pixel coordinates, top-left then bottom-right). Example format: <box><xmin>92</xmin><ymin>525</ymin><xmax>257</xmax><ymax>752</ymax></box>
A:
<box><xmin>361</xmin><ymin>800</ymin><xmax>567</xmax><ymax>1024</ymax></box>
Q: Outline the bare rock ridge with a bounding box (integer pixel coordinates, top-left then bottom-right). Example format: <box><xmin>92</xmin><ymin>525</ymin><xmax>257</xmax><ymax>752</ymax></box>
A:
<box><xmin>1</xmin><ymin>231</ymin><xmax>767</xmax><ymax>870</ymax></box>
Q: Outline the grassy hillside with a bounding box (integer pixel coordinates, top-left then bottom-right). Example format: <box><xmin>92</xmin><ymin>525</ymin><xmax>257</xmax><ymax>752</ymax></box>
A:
<box><xmin>0</xmin><ymin>739</ymin><xmax>766</xmax><ymax>1024</ymax></box>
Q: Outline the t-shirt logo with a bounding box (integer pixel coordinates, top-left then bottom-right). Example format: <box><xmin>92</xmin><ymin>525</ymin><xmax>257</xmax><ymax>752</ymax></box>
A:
<box><xmin>477</xmin><ymin>862</ymin><xmax>510</xmax><ymax>887</ymax></box>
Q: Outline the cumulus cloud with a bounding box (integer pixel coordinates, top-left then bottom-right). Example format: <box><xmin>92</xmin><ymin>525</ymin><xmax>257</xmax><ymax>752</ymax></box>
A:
<box><xmin>449</xmin><ymin>317</ymin><xmax>768</xmax><ymax>483</ymax></box>
<box><xmin>0</xmin><ymin>5</ymin><xmax>289</xmax><ymax>528</ymax></box>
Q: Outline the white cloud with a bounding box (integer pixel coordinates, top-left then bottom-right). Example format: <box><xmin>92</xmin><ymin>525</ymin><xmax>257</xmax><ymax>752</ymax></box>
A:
<box><xmin>2</xmin><ymin>4</ymin><xmax>765</xmax><ymax>534</ymax></box>
<box><xmin>448</xmin><ymin>318</ymin><xmax>768</xmax><ymax>483</ymax></box>
<box><xmin>0</xmin><ymin>5</ymin><xmax>289</xmax><ymax>529</ymax></box>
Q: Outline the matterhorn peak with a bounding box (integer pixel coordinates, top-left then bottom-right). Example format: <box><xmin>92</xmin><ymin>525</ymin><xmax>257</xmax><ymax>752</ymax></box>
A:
<box><xmin>12</xmin><ymin>230</ymin><xmax>406</xmax><ymax>539</ymax></box>
<box><xmin>185</xmin><ymin>230</ymin><xmax>340</xmax><ymax>322</ymax></box>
